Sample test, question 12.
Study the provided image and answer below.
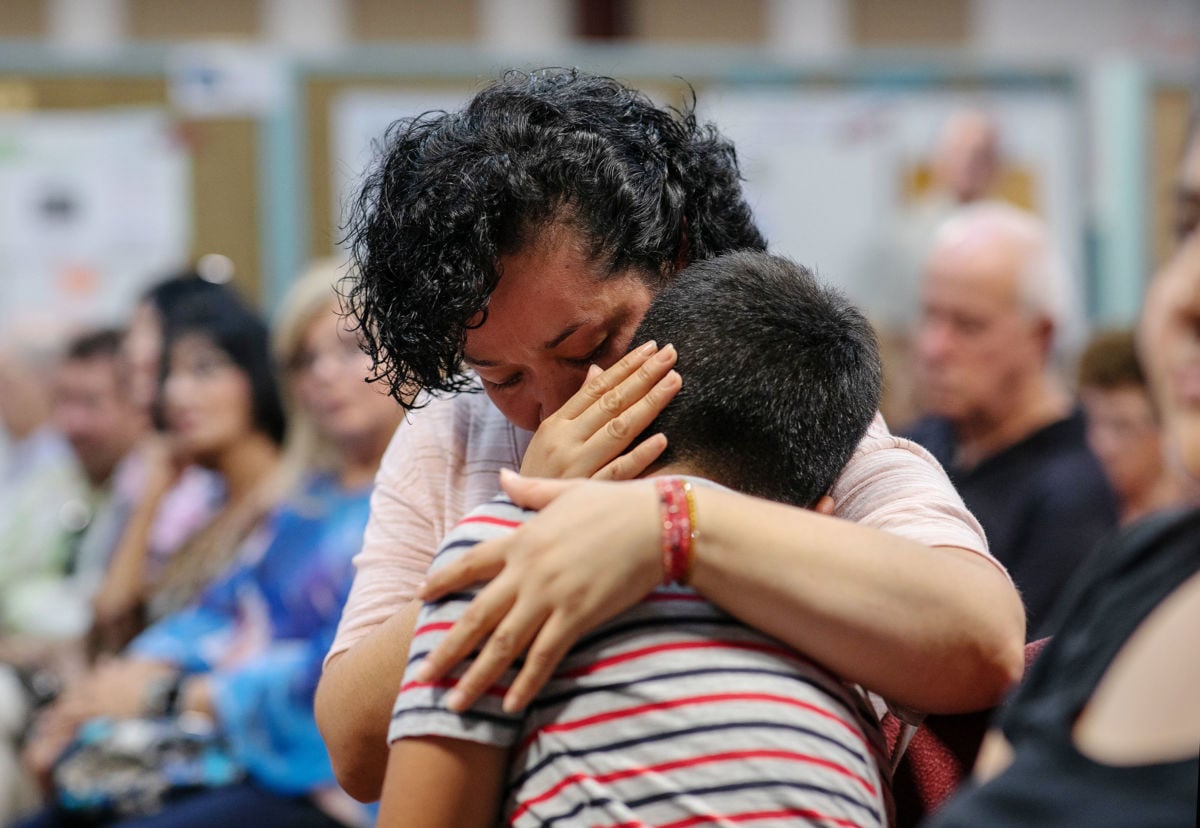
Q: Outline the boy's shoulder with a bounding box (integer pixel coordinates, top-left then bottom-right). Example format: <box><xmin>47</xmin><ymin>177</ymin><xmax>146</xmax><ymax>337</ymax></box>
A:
<box><xmin>430</xmin><ymin>495</ymin><xmax>533</xmax><ymax>571</ymax></box>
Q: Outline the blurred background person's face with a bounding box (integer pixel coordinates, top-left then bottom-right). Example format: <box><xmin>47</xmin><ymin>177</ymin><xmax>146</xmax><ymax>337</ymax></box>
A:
<box><xmin>933</xmin><ymin>111</ymin><xmax>1001</xmax><ymax>204</ymax></box>
<box><xmin>1140</xmin><ymin>132</ymin><xmax>1200</xmax><ymax>480</ymax></box>
<box><xmin>916</xmin><ymin>234</ymin><xmax>1045</xmax><ymax>426</ymax></box>
<box><xmin>162</xmin><ymin>333</ymin><xmax>255</xmax><ymax>466</ymax></box>
<box><xmin>53</xmin><ymin>350</ymin><xmax>146</xmax><ymax>485</ymax></box>
<box><xmin>292</xmin><ymin>300</ymin><xmax>398</xmax><ymax>447</ymax></box>
<box><xmin>1080</xmin><ymin>383</ymin><xmax>1165</xmax><ymax>506</ymax></box>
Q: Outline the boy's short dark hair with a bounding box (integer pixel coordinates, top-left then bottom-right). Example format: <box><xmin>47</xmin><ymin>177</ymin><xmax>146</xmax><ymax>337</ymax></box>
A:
<box><xmin>633</xmin><ymin>251</ymin><xmax>881</xmax><ymax>508</ymax></box>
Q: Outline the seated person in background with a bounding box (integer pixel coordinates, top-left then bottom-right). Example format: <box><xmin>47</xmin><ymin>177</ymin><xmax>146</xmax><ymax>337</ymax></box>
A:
<box><xmin>91</xmin><ymin>278</ymin><xmax>285</xmax><ymax>653</ymax></box>
<box><xmin>0</xmin><ymin>335</ymin><xmax>89</xmax><ymax>637</ymax></box>
<box><xmin>1</xmin><ymin>329</ymin><xmax>150</xmax><ymax>654</ymax></box>
<box><xmin>906</xmin><ymin>202</ymin><xmax>1118</xmax><ymax>639</ymax></box>
<box><xmin>0</xmin><ymin>336</ymin><xmax>90</xmax><ymax>828</ymax></box>
<box><xmin>1077</xmin><ymin>329</ymin><xmax>1191</xmax><ymax>525</ymax></box>
<box><xmin>90</xmin><ymin>271</ymin><xmax>232</xmax><ymax>653</ymax></box>
<box><xmin>924</xmin><ymin>102</ymin><xmax>1200</xmax><ymax>828</ymax></box>
<box><xmin>17</xmin><ymin>261</ymin><xmax>402</xmax><ymax>828</ymax></box>
<box><xmin>0</xmin><ymin>330</ymin><xmax>149</xmax><ymax>826</ymax></box>
<box><xmin>383</xmin><ymin>251</ymin><xmax>892</xmax><ymax>828</ymax></box>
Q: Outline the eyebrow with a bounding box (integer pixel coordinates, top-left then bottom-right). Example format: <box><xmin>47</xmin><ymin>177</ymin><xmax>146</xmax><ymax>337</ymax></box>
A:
<box><xmin>463</xmin><ymin>321</ymin><xmax>589</xmax><ymax>369</ymax></box>
<box><xmin>542</xmin><ymin>322</ymin><xmax>584</xmax><ymax>350</ymax></box>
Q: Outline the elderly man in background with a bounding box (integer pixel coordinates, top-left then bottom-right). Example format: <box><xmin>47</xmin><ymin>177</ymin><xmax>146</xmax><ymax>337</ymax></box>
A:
<box><xmin>906</xmin><ymin>202</ymin><xmax>1118</xmax><ymax>639</ymax></box>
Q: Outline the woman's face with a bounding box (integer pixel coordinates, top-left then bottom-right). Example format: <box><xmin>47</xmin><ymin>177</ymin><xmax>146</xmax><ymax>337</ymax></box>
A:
<box><xmin>162</xmin><ymin>333</ymin><xmax>256</xmax><ymax>465</ymax></box>
<box><xmin>293</xmin><ymin>301</ymin><xmax>399</xmax><ymax>448</ymax></box>
<box><xmin>1140</xmin><ymin>134</ymin><xmax>1200</xmax><ymax>479</ymax></box>
<box><xmin>462</xmin><ymin>229</ymin><xmax>657</xmax><ymax>432</ymax></box>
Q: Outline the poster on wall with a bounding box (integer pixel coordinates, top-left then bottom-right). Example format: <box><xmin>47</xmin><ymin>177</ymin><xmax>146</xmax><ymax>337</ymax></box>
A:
<box><xmin>0</xmin><ymin>110</ymin><xmax>191</xmax><ymax>339</ymax></box>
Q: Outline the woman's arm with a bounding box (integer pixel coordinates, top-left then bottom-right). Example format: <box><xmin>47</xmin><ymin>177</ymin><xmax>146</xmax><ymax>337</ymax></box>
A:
<box><xmin>418</xmin><ymin>469</ymin><xmax>1026</xmax><ymax>717</ymax></box>
<box><xmin>317</xmin><ymin>601</ymin><xmax>420</xmax><ymax>800</ymax></box>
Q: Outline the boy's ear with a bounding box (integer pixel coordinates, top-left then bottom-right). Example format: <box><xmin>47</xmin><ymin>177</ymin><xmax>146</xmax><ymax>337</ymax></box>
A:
<box><xmin>813</xmin><ymin>495</ymin><xmax>836</xmax><ymax>516</ymax></box>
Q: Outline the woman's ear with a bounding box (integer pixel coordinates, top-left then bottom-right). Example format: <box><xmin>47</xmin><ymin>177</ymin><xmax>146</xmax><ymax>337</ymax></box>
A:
<box><xmin>813</xmin><ymin>494</ymin><xmax>836</xmax><ymax>516</ymax></box>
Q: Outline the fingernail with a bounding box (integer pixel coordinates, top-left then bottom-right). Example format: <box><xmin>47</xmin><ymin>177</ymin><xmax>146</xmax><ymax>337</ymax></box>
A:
<box><xmin>655</xmin><ymin>344</ymin><xmax>676</xmax><ymax>362</ymax></box>
<box><xmin>501</xmin><ymin>693</ymin><xmax>523</xmax><ymax>714</ymax></box>
<box><xmin>446</xmin><ymin>689</ymin><xmax>465</xmax><ymax>711</ymax></box>
<box><xmin>414</xmin><ymin>662</ymin><xmax>432</xmax><ymax>682</ymax></box>
<box><xmin>637</xmin><ymin>340</ymin><xmax>657</xmax><ymax>354</ymax></box>
<box><xmin>415</xmin><ymin>579</ymin><xmax>427</xmax><ymax>596</ymax></box>
<box><xmin>499</xmin><ymin>468</ymin><xmax>517</xmax><ymax>482</ymax></box>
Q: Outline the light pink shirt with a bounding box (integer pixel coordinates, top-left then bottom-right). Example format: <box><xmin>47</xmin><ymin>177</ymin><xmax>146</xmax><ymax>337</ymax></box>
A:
<box><xmin>326</xmin><ymin>390</ymin><xmax>995</xmax><ymax>666</ymax></box>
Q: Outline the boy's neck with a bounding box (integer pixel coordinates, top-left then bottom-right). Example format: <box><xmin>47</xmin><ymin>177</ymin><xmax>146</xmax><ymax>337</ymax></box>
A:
<box><xmin>642</xmin><ymin>460</ymin><xmax>706</xmax><ymax>481</ymax></box>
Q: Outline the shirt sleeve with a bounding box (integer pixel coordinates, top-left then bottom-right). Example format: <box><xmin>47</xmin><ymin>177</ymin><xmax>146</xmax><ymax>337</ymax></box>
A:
<box><xmin>388</xmin><ymin>505</ymin><xmax>526</xmax><ymax>750</ymax></box>
<box><xmin>832</xmin><ymin>413</ymin><xmax>1004</xmax><ymax>576</ymax></box>
<box><xmin>324</xmin><ymin>414</ymin><xmax>442</xmax><ymax>667</ymax></box>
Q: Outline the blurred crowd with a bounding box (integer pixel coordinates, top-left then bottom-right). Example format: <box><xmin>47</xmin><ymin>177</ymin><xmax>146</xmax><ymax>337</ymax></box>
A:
<box><xmin>0</xmin><ymin>77</ymin><xmax>1196</xmax><ymax>828</ymax></box>
<box><xmin>0</xmin><ymin>261</ymin><xmax>400</xmax><ymax>826</ymax></box>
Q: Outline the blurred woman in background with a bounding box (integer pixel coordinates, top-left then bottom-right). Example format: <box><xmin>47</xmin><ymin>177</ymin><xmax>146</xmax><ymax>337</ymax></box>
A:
<box><xmin>18</xmin><ymin>261</ymin><xmax>401</xmax><ymax>826</ymax></box>
<box><xmin>91</xmin><ymin>273</ymin><xmax>283</xmax><ymax>648</ymax></box>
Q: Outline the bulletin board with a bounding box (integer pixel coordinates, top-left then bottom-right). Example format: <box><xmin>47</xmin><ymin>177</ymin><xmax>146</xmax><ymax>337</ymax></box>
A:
<box><xmin>0</xmin><ymin>109</ymin><xmax>190</xmax><ymax>333</ymax></box>
<box><xmin>0</xmin><ymin>72</ymin><xmax>263</xmax><ymax>315</ymax></box>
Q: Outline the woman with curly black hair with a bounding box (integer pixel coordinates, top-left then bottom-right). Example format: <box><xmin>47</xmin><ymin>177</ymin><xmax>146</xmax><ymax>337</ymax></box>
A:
<box><xmin>318</xmin><ymin>68</ymin><xmax>1026</xmax><ymax>800</ymax></box>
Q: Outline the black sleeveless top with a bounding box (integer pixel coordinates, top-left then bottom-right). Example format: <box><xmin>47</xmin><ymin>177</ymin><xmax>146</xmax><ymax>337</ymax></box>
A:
<box><xmin>926</xmin><ymin>508</ymin><xmax>1200</xmax><ymax>828</ymax></box>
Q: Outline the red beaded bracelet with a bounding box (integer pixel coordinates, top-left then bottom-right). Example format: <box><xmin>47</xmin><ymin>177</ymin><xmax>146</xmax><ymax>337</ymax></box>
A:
<box><xmin>656</xmin><ymin>477</ymin><xmax>696</xmax><ymax>585</ymax></box>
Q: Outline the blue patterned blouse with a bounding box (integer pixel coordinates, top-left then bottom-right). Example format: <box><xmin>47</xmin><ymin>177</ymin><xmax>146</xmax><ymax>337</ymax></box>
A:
<box><xmin>129</xmin><ymin>473</ymin><xmax>371</xmax><ymax>805</ymax></box>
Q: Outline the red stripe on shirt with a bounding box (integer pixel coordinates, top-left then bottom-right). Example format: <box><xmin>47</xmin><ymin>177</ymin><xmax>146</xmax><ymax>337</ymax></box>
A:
<box><xmin>456</xmin><ymin>514</ymin><xmax>522</xmax><ymax>529</ymax></box>
<box><xmin>509</xmin><ymin>748</ymin><xmax>877</xmax><ymax>823</ymax></box>
<box><xmin>517</xmin><ymin>692</ymin><xmax>865</xmax><ymax>754</ymax></box>
<box><xmin>656</xmin><ymin>808</ymin><xmax>867</xmax><ymax>828</ymax></box>
<box><xmin>413</xmin><ymin>620</ymin><xmax>456</xmax><ymax>638</ymax></box>
<box><xmin>560</xmin><ymin>639</ymin><xmax>802</xmax><ymax>679</ymax></box>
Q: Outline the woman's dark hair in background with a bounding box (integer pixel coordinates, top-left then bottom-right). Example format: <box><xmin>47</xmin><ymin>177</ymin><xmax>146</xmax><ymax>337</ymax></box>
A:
<box><xmin>631</xmin><ymin>251</ymin><xmax>882</xmax><ymax>508</ymax></box>
<box><xmin>343</xmin><ymin>67</ymin><xmax>766</xmax><ymax>408</ymax></box>
<box><xmin>163</xmin><ymin>282</ymin><xmax>287</xmax><ymax>446</ymax></box>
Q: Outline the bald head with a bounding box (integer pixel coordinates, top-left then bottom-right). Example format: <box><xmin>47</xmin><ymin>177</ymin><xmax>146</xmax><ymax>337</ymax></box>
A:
<box><xmin>933</xmin><ymin>110</ymin><xmax>1001</xmax><ymax>204</ymax></box>
<box><xmin>917</xmin><ymin>202</ymin><xmax>1069</xmax><ymax>431</ymax></box>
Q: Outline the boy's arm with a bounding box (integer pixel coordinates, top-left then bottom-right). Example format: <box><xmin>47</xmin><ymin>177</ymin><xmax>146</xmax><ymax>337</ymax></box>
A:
<box><xmin>377</xmin><ymin>736</ymin><xmax>507</xmax><ymax>828</ymax></box>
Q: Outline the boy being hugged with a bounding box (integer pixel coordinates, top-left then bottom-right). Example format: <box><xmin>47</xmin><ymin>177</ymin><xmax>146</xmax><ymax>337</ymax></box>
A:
<box><xmin>382</xmin><ymin>251</ymin><xmax>890</xmax><ymax>828</ymax></box>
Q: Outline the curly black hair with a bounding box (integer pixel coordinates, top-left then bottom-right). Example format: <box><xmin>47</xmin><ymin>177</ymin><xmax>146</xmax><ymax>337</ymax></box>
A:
<box><xmin>343</xmin><ymin>67</ymin><xmax>765</xmax><ymax>408</ymax></box>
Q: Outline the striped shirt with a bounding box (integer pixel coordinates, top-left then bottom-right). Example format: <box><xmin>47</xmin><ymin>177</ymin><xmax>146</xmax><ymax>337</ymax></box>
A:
<box><xmin>390</xmin><ymin>494</ymin><xmax>893</xmax><ymax>828</ymax></box>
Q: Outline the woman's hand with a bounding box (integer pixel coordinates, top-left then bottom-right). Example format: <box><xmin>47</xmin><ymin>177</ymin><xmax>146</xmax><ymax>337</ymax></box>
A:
<box><xmin>57</xmin><ymin>658</ymin><xmax>176</xmax><ymax>721</ymax></box>
<box><xmin>415</xmin><ymin>471</ymin><xmax>663</xmax><ymax>713</ymax></box>
<box><xmin>519</xmin><ymin>341</ymin><xmax>681</xmax><ymax>480</ymax></box>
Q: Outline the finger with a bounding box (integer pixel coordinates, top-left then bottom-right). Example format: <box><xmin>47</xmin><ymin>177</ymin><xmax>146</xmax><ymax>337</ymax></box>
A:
<box><xmin>502</xmin><ymin>612</ymin><xmax>581</xmax><ymax>713</ymax></box>
<box><xmin>554</xmin><ymin>340</ymin><xmax>658</xmax><ymax>420</ymax></box>
<box><xmin>415</xmin><ymin>577</ymin><xmax>516</xmax><ymax>684</ymax></box>
<box><xmin>585</xmin><ymin>368</ymin><xmax>680</xmax><ymax>458</ymax></box>
<box><xmin>593</xmin><ymin>432</ymin><xmax>669</xmax><ymax>481</ymax></box>
<box><xmin>498</xmin><ymin>469</ymin><xmax>576</xmax><ymax>511</ymax></box>
<box><xmin>586</xmin><ymin>363</ymin><xmax>603</xmax><ymax>382</ymax></box>
<box><xmin>575</xmin><ymin>345</ymin><xmax>678</xmax><ymax>438</ymax></box>
<box><xmin>419</xmin><ymin>536</ymin><xmax>508</xmax><ymax>600</ymax></box>
<box><xmin>444</xmin><ymin>603</ymin><xmax>550</xmax><ymax>712</ymax></box>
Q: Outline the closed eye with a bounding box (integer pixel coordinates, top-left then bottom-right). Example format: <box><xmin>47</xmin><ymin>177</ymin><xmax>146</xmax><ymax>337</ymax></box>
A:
<box><xmin>482</xmin><ymin>372</ymin><xmax>522</xmax><ymax>391</ymax></box>
<box><xmin>562</xmin><ymin>338</ymin><xmax>610</xmax><ymax>368</ymax></box>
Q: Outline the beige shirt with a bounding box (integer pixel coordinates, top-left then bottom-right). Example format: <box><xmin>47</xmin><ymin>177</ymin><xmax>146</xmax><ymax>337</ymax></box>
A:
<box><xmin>326</xmin><ymin>388</ymin><xmax>996</xmax><ymax>667</ymax></box>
